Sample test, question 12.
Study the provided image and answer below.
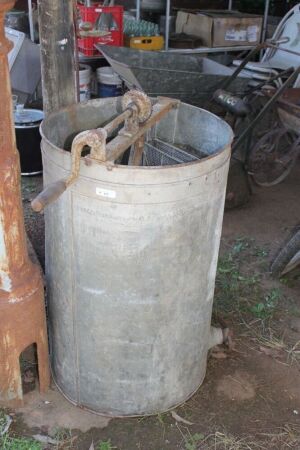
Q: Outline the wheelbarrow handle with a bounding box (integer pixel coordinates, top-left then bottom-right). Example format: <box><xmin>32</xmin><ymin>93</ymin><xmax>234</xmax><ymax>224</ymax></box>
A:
<box><xmin>31</xmin><ymin>180</ymin><xmax>67</xmax><ymax>212</ymax></box>
<box><xmin>213</xmin><ymin>89</ymin><xmax>251</xmax><ymax>117</ymax></box>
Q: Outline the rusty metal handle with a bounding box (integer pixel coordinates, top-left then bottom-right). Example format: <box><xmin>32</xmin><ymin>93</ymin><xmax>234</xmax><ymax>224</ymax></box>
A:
<box><xmin>31</xmin><ymin>129</ymin><xmax>107</xmax><ymax>212</ymax></box>
<box><xmin>31</xmin><ymin>91</ymin><xmax>179</xmax><ymax>212</ymax></box>
<box><xmin>31</xmin><ymin>180</ymin><xmax>67</xmax><ymax>212</ymax></box>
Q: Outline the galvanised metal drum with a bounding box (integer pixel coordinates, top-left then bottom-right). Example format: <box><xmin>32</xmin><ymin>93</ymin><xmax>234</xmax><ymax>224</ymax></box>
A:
<box><xmin>37</xmin><ymin>94</ymin><xmax>232</xmax><ymax>416</ymax></box>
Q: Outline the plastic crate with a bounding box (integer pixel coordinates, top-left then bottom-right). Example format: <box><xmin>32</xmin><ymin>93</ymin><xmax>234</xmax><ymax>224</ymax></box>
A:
<box><xmin>125</xmin><ymin>35</ymin><xmax>164</xmax><ymax>51</ymax></box>
<box><xmin>77</xmin><ymin>4</ymin><xmax>124</xmax><ymax>56</ymax></box>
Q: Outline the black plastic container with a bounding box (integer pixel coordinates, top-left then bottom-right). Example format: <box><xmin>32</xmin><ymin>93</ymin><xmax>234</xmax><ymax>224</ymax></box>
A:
<box><xmin>14</xmin><ymin>107</ymin><xmax>44</xmax><ymax>176</ymax></box>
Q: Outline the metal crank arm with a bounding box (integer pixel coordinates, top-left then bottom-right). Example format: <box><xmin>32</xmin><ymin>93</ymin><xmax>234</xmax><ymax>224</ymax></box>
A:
<box><xmin>31</xmin><ymin>90</ymin><xmax>179</xmax><ymax>212</ymax></box>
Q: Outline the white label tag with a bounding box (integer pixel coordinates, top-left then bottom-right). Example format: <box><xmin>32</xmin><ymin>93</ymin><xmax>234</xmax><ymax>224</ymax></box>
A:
<box><xmin>247</xmin><ymin>25</ymin><xmax>259</xmax><ymax>43</ymax></box>
<box><xmin>225</xmin><ymin>28</ymin><xmax>247</xmax><ymax>41</ymax></box>
<box><xmin>96</xmin><ymin>188</ymin><xmax>116</xmax><ymax>199</ymax></box>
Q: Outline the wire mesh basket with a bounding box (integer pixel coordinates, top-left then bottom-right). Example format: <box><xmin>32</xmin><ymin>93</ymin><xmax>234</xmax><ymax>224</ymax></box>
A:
<box><xmin>142</xmin><ymin>138</ymin><xmax>204</xmax><ymax>166</ymax></box>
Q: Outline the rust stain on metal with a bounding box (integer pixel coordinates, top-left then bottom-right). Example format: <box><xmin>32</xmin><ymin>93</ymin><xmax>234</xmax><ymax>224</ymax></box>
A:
<box><xmin>31</xmin><ymin>91</ymin><xmax>179</xmax><ymax>212</ymax></box>
<box><xmin>129</xmin><ymin>135</ymin><xmax>146</xmax><ymax>166</ymax></box>
<box><xmin>105</xmin><ymin>95</ymin><xmax>179</xmax><ymax>162</ymax></box>
<box><xmin>0</xmin><ymin>0</ymin><xmax>50</xmax><ymax>407</ymax></box>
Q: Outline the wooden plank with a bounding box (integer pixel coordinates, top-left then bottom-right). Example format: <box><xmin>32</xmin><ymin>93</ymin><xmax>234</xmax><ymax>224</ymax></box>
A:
<box><xmin>38</xmin><ymin>0</ymin><xmax>77</xmax><ymax>115</ymax></box>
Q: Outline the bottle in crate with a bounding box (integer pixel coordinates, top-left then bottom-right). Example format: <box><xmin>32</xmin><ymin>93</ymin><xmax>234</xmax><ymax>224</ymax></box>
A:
<box><xmin>77</xmin><ymin>3</ymin><xmax>124</xmax><ymax>56</ymax></box>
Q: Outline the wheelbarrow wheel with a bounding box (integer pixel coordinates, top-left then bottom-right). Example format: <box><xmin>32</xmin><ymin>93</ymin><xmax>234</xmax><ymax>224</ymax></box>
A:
<box><xmin>271</xmin><ymin>227</ymin><xmax>300</xmax><ymax>277</ymax></box>
<box><xmin>247</xmin><ymin>128</ymin><xmax>300</xmax><ymax>187</ymax></box>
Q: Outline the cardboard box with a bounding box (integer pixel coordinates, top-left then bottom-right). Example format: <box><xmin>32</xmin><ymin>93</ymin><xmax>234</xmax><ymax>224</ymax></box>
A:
<box><xmin>176</xmin><ymin>10</ymin><xmax>263</xmax><ymax>47</ymax></box>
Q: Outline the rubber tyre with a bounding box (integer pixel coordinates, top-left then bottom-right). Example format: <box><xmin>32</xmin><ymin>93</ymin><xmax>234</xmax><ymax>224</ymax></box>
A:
<box><xmin>270</xmin><ymin>228</ymin><xmax>300</xmax><ymax>277</ymax></box>
<box><xmin>247</xmin><ymin>129</ymin><xmax>299</xmax><ymax>187</ymax></box>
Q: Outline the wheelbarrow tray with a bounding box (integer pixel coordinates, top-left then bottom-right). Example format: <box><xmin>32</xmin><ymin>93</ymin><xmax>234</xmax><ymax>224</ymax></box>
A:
<box><xmin>98</xmin><ymin>45</ymin><xmax>251</xmax><ymax>107</ymax></box>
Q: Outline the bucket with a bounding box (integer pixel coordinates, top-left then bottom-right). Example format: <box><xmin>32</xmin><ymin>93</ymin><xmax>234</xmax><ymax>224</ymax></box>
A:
<box><xmin>14</xmin><ymin>106</ymin><xmax>44</xmax><ymax>176</ymax></box>
<box><xmin>79</xmin><ymin>64</ymin><xmax>92</xmax><ymax>101</ymax></box>
<box><xmin>96</xmin><ymin>66</ymin><xmax>122</xmax><ymax>98</ymax></box>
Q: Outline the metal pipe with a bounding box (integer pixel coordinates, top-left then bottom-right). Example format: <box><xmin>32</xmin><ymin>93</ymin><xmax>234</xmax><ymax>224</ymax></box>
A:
<box><xmin>27</xmin><ymin>0</ymin><xmax>34</xmax><ymax>42</ymax></box>
<box><xmin>262</xmin><ymin>0</ymin><xmax>270</xmax><ymax>43</ymax></box>
<box><xmin>228</xmin><ymin>0</ymin><xmax>233</xmax><ymax>11</ymax></box>
<box><xmin>267</xmin><ymin>43</ymin><xmax>300</xmax><ymax>59</ymax></box>
<box><xmin>219</xmin><ymin>43</ymin><xmax>265</xmax><ymax>91</ymax></box>
<box><xmin>136</xmin><ymin>0</ymin><xmax>140</xmax><ymax>21</ymax></box>
<box><xmin>104</xmin><ymin>108</ymin><xmax>132</xmax><ymax>135</ymax></box>
<box><xmin>0</xmin><ymin>0</ymin><xmax>50</xmax><ymax>406</ymax></box>
<box><xmin>164</xmin><ymin>0</ymin><xmax>171</xmax><ymax>51</ymax></box>
<box><xmin>260</xmin><ymin>0</ymin><xmax>270</xmax><ymax>59</ymax></box>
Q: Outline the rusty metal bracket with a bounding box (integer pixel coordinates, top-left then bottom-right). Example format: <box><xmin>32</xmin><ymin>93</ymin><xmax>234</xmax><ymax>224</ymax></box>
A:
<box><xmin>104</xmin><ymin>96</ymin><xmax>179</xmax><ymax>162</ymax></box>
<box><xmin>120</xmin><ymin>90</ymin><xmax>152</xmax><ymax>137</ymax></box>
<box><xmin>31</xmin><ymin>128</ymin><xmax>107</xmax><ymax>212</ymax></box>
<box><xmin>31</xmin><ymin>90</ymin><xmax>180</xmax><ymax>212</ymax></box>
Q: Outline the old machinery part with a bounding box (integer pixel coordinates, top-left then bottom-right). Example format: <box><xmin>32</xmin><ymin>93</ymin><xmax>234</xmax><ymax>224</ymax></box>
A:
<box><xmin>213</xmin><ymin>89</ymin><xmax>251</xmax><ymax>118</ymax></box>
<box><xmin>247</xmin><ymin>128</ymin><xmax>300</xmax><ymax>186</ymax></box>
<box><xmin>31</xmin><ymin>91</ymin><xmax>179</xmax><ymax>212</ymax></box>
<box><xmin>143</xmin><ymin>138</ymin><xmax>201</xmax><ymax>166</ymax></box>
<box><xmin>122</xmin><ymin>90</ymin><xmax>152</xmax><ymax>124</ymax></box>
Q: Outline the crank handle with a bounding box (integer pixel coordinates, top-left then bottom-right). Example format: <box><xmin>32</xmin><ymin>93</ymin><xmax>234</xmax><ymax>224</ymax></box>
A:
<box><xmin>31</xmin><ymin>180</ymin><xmax>67</xmax><ymax>212</ymax></box>
<box><xmin>31</xmin><ymin>128</ymin><xmax>107</xmax><ymax>213</ymax></box>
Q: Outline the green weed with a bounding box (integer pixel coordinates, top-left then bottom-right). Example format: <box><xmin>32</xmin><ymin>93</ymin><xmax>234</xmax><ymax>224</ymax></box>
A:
<box><xmin>184</xmin><ymin>433</ymin><xmax>204</xmax><ymax>450</ymax></box>
<box><xmin>52</xmin><ymin>427</ymin><xmax>75</xmax><ymax>449</ymax></box>
<box><xmin>250</xmin><ymin>289</ymin><xmax>281</xmax><ymax>319</ymax></box>
<box><xmin>157</xmin><ymin>413</ymin><xmax>167</xmax><ymax>426</ymax></box>
<box><xmin>231</xmin><ymin>237</ymin><xmax>252</xmax><ymax>254</ymax></box>
<box><xmin>97</xmin><ymin>440</ymin><xmax>117</xmax><ymax>450</ymax></box>
<box><xmin>0</xmin><ymin>410</ymin><xmax>8</xmax><ymax>435</ymax></box>
<box><xmin>0</xmin><ymin>435</ymin><xmax>42</xmax><ymax>450</ymax></box>
<box><xmin>0</xmin><ymin>409</ymin><xmax>42</xmax><ymax>450</ymax></box>
<box><xmin>253</xmin><ymin>246</ymin><xmax>269</xmax><ymax>258</ymax></box>
<box><xmin>215</xmin><ymin>244</ymin><xmax>260</xmax><ymax>314</ymax></box>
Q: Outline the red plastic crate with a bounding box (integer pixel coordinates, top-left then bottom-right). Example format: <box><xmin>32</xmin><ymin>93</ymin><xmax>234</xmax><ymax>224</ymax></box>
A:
<box><xmin>77</xmin><ymin>4</ymin><xmax>124</xmax><ymax>56</ymax></box>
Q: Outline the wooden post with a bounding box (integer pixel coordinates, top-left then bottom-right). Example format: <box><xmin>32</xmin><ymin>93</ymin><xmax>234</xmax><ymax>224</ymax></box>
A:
<box><xmin>38</xmin><ymin>0</ymin><xmax>78</xmax><ymax>115</ymax></box>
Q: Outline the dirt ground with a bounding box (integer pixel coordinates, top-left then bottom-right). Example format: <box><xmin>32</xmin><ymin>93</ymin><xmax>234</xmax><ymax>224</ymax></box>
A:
<box><xmin>3</xmin><ymin>160</ymin><xmax>300</xmax><ymax>449</ymax></box>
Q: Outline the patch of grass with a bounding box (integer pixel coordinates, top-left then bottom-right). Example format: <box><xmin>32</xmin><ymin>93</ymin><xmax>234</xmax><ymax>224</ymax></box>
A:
<box><xmin>256</xmin><ymin>331</ymin><xmax>286</xmax><ymax>352</ymax></box>
<box><xmin>203</xmin><ymin>431</ymin><xmax>264</xmax><ymax>449</ymax></box>
<box><xmin>0</xmin><ymin>435</ymin><xmax>42</xmax><ymax>450</ymax></box>
<box><xmin>215</xmin><ymin>239</ymin><xmax>260</xmax><ymax>314</ymax></box>
<box><xmin>53</xmin><ymin>427</ymin><xmax>75</xmax><ymax>449</ymax></box>
<box><xmin>0</xmin><ymin>409</ymin><xmax>42</xmax><ymax>450</ymax></box>
<box><xmin>231</xmin><ymin>237</ymin><xmax>253</xmax><ymax>255</ymax></box>
<box><xmin>259</xmin><ymin>424</ymin><xmax>300</xmax><ymax>448</ymax></box>
<box><xmin>0</xmin><ymin>410</ymin><xmax>8</xmax><ymax>435</ymax></box>
<box><xmin>215</xmin><ymin>238</ymin><xmax>282</xmax><ymax>325</ymax></box>
<box><xmin>97</xmin><ymin>440</ymin><xmax>117</xmax><ymax>450</ymax></box>
<box><xmin>184</xmin><ymin>432</ymin><xmax>204</xmax><ymax>450</ymax></box>
<box><xmin>157</xmin><ymin>413</ymin><xmax>167</xmax><ymax>426</ymax></box>
<box><xmin>252</xmin><ymin>246</ymin><xmax>269</xmax><ymax>258</ymax></box>
<box><xmin>250</xmin><ymin>288</ymin><xmax>281</xmax><ymax>319</ymax></box>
